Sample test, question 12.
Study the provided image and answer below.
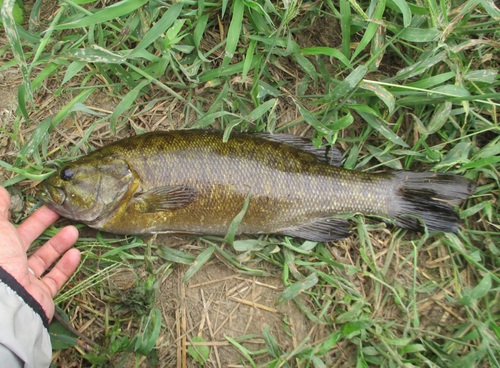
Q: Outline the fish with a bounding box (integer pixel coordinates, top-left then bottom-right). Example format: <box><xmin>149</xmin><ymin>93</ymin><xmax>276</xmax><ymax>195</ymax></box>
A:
<box><xmin>37</xmin><ymin>130</ymin><xmax>477</xmax><ymax>242</ymax></box>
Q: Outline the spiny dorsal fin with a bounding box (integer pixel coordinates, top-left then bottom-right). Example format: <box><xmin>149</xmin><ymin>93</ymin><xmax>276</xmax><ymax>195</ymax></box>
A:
<box><xmin>278</xmin><ymin>217</ymin><xmax>351</xmax><ymax>242</ymax></box>
<box><xmin>255</xmin><ymin>133</ymin><xmax>343</xmax><ymax>166</ymax></box>
<box><xmin>132</xmin><ymin>185</ymin><xmax>197</xmax><ymax>213</ymax></box>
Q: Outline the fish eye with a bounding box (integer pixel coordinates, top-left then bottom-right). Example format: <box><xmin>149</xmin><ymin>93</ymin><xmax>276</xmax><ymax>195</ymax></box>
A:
<box><xmin>60</xmin><ymin>167</ymin><xmax>75</xmax><ymax>181</ymax></box>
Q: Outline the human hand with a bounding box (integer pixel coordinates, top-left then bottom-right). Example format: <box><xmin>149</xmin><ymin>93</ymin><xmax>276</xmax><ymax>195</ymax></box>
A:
<box><xmin>0</xmin><ymin>186</ymin><xmax>80</xmax><ymax>321</ymax></box>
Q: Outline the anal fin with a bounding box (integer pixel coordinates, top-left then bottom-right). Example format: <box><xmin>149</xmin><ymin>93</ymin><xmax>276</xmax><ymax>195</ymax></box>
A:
<box><xmin>132</xmin><ymin>185</ymin><xmax>197</xmax><ymax>213</ymax></box>
<box><xmin>278</xmin><ymin>218</ymin><xmax>351</xmax><ymax>242</ymax></box>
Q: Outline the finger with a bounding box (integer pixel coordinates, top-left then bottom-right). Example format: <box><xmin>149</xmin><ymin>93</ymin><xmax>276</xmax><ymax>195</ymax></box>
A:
<box><xmin>27</xmin><ymin>226</ymin><xmax>79</xmax><ymax>277</ymax></box>
<box><xmin>17</xmin><ymin>206</ymin><xmax>60</xmax><ymax>250</ymax></box>
<box><xmin>0</xmin><ymin>186</ymin><xmax>11</xmax><ymax>220</ymax></box>
<box><xmin>41</xmin><ymin>248</ymin><xmax>81</xmax><ymax>297</ymax></box>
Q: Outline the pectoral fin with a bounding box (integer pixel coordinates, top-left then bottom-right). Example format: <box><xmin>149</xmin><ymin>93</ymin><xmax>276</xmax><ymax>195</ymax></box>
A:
<box><xmin>132</xmin><ymin>186</ymin><xmax>197</xmax><ymax>213</ymax></box>
<box><xmin>279</xmin><ymin>218</ymin><xmax>351</xmax><ymax>242</ymax></box>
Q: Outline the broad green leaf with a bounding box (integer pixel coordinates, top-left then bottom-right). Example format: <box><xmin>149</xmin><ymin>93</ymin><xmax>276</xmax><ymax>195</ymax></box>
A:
<box><xmin>460</xmin><ymin>156</ymin><xmax>500</xmax><ymax>169</ymax></box>
<box><xmin>156</xmin><ymin>245</ymin><xmax>195</xmax><ymax>264</ymax></box>
<box><xmin>135</xmin><ymin>308</ymin><xmax>162</xmax><ymax>355</ymax></box>
<box><xmin>470</xmin><ymin>273</ymin><xmax>492</xmax><ymax>300</ymax></box>
<box><xmin>293</xmin><ymin>294</ymin><xmax>328</xmax><ymax>324</ymax></box>
<box><xmin>58</xmin><ymin>61</ymin><xmax>86</xmax><ymax>92</ymax></box>
<box><xmin>385</xmin><ymin>337</ymin><xmax>413</xmax><ymax>346</ymax></box>
<box><xmin>32</xmin><ymin>62</ymin><xmax>59</xmax><ymax>90</ymax></box>
<box><xmin>130</xmin><ymin>1</ymin><xmax>183</xmax><ymax>56</ymax></box>
<box><xmin>110</xmin><ymin>79</ymin><xmax>151</xmax><ymax>133</ymax></box>
<box><xmin>320</xmin><ymin>65</ymin><xmax>367</xmax><ymax>103</ymax></box>
<box><xmin>356</xmin><ymin>110</ymin><xmax>409</xmax><ymax>147</ymax></box>
<box><xmin>328</xmin><ymin>113</ymin><xmax>354</xmax><ymax>131</ymax></box>
<box><xmin>405</xmin><ymin>72</ymin><xmax>455</xmax><ymax>88</ymax></box>
<box><xmin>293</xmin><ymin>99</ymin><xmax>331</xmax><ymax>136</ymax></box>
<box><xmin>393</xmin><ymin>26</ymin><xmax>439</xmax><ymax>42</ymax></box>
<box><xmin>187</xmin><ymin>337</ymin><xmax>210</xmax><ymax>365</ymax></box>
<box><xmin>243</xmin><ymin>0</ymin><xmax>274</xmax><ymax>25</ymax></box>
<box><xmin>464</xmin><ymin>69</ymin><xmax>498</xmax><ymax>84</ymax></box>
<box><xmin>434</xmin><ymin>142</ymin><xmax>471</xmax><ymax>169</ymax></box>
<box><xmin>225</xmin><ymin>191</ymin><xmax>251</xmax><ymax>245</ymax></box>
<box><xmin>0</xmin><ymin>0</ymin><xmax>22</xmax><ymax>26</ymax></box>
<box><xmin>460</xmin><ymin>202</ymin><xmax>485</xmax><ymax>218</ymax></box>
<box><xmin>395</xmin><ymin>51</ymin><xmax>446</xmax><ymax>79</ymax></box>
<box><xmin>56</xmin><ymin>0</ymin><xmax>149</xmax><ymax>29</ymax></box>
<box><xmin>344</xmin><ymin>144</ymin><xmax>359</xmax><ymax>170</ymax></box>
<box><xmin>1</xmin><ymin>0</ymin><xmax>33</xmax><ymax>106</ymax></box>
<box><xmin>398</xmin><ymin>344</ymin><xmax>426</xmax><ymax>354</ymax></box>
<box><xmin>196</xmin><ymin>111</ymin><xmax>240</xmax><ymax>128</ymax></box>
<box><xmin>17</xmin><ymin>84</ymin><xmax>29</xmax><ymax>123</ymax></box>
<box><xmin>242</xmin><ymin>39</ymin><xmax>256</xmax><ymax>83</ymax></box>
<box><xmin>50</xmin><ymin>88</ymin><xmax>96</xmax><ymax>131</ymax></box>
<box><xmin>342</xmin><ymin>320</ymin><xmax>374</xmax><ymax>336</ymax></box>
<box><xmin>15</xmin><ymin>117</ymin><xmax>52</xmax><ymax>167</ymax></box>
<box><xmin>277</xmin><ymin>272</ymin><xmax>318</xmax><ymax>305</ymax></box>
<box><xmin>225</xmin><ymin>336</ymin><xmax>257</xmax><ymax>368</ymax></box>
<box><xmin>361</xmin><ymin>81</ymin><xmax>395</xmax><ymax>113</ymax></box>
<box><xmin>182</xmin><ymin>246</ymin><xmax>215</xmax><ymax>283</ymax></box>
<box><xmin>340</xmin><ymin>0</ymin><xmax>351</xmax><ymax>58</ymax></box>
<box><xmin>293</xmin><ymin>53</ymin><xmax>318</xmax><ymax>81</ymax></box>
<box><xmin>366</xmin><ymin>144</ymin><xmax>403</xmax><ymax>170</ymax></box>
<box><xmin>491</xmin><ymin>322</ymin><xmax>500</xmax><ymax>341</ymax></box>
<box><xmin>222</xmin><ymin>119</ymin><xmax>244</xmax><ymax>143</ymax></box>
<box><xmin>301</xmin><ymin>47</ymin><xmax>351</xmax><ymax>68</ymax></box>
<box><xmin>232</xmin><ymin>239</ymin><xmax>270</xmax><ymax>252</ymax></box>
<box><xmin>50</xmin><ymin>321</ymin><xmax>78</xmax><ymax>350</ymax></box>
<box><xmin>478</xmin><ymin>0</ymin><xmax>500</xmax><ymax>20</ymax></box>
<box><xmin>246</xmin><ymin>98</ymin><xmax>277</xmax><ymax>121</ymax></box>
<box><xmin>432</xmin><ymin>85</ymin><xmax>470</xmax><ymax>97</ymax></box>
<box><xmin>459</xmin><ymin>273</ymin><xmax>493</xmax><ymax>306</ymax></box>
<box><xmin>68</xmin><ymin>46</ymin><xmax>125</xmax><ymax>63</ymax></box>
<box><xmin>194</xmin><ymin>13</ymin><xmax>209</xmax><ymax>48</ymax></box>
<box><xmin>317</xmin><ymin>331</ymin><xmax>342</xmax><ymax>355</ymax></box>
<box><xmin>391</xmin><ymin>0</ymin><xmax>411</xmax><ymax>26</ymax></box>
<box><xmin>425</xmin><ymin>101</ymin><xmax>452</xmax><ymax>134</ymax></box>
<box><xmin>351</xmin><ymin>0</ymin><xmax>385</xmax><ymax>60</ymax></box>
<box><xmin>262</xmin><ymin>325</ymin><xmax>281</xmax><ymax>358</ymax></box>
<box><xmin>199</xmin><ymin>53</ymin><xmax>263</xmax><ymax>82</ymax></box>
<box><xmin>222</xmin><ymin>0</ymin><xmax>244</xmax><ymax>68</ymax></box>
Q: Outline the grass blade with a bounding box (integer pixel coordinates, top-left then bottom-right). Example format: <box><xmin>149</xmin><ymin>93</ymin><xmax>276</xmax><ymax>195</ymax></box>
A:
<box><xmin>128</xmin><ymin>1</ymin><xmax>183</xmax><ymax>57</ymax></box>
<box><xmin>277</xmin><ymin>272</ymin><xmax>318</xmax><ymax>305</ymax></box>
<box><xmin>225</xmin><ymin>191</ymin><xmax>251</xmax><ymax>245</ymax></box>
<box><xmin>110</xmin><ymin>79</ymin><xmax>151</xmax><ymax>133</ymax></box>
<box><xmin>182</xmin><ymin>245</ymin><xmax>215</xmax><ymax>283</ymax></box>
<box><xmin>56</xmin><ymin>0</ymin><xmax>149</xmax><ymax>29</ymax></box>
<box><xmin>1</xmin><ymin>0</ymin><xmax>34</xmax><ymax>107</ymax></box>
<box><xmin>222</xmin><ymin>0</ymin><xmax>244</xmax><ymax>68</ymax></box>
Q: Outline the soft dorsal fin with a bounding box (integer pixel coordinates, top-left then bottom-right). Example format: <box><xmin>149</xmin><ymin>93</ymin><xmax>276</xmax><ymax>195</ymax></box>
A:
<box><xmin>278</xmin><ymin>217</ymin><xmax>351</xmax><ymax>242</ymax></box>
<box><xmin>254</xmin><ymin>133</ymin><xmax>343</xmax><ymax>166</ymax></box>
<box><xmin>132</xmin><ymin>185</ymin><xmax>198</xmax><ymax>213</ymax></box>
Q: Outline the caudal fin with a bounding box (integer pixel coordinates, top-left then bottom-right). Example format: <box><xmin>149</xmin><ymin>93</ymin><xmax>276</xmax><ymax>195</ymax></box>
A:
<box><xmin>389</xmin><ymin>172</ymin><xmax>477</xmax><ymax>233</ymax></box>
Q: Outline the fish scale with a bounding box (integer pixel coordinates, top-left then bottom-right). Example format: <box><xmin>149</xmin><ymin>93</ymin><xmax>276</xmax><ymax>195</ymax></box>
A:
<box><xmin>37</xmin><ymin>130</ymin><xmax>476</xmax><ymax>241</ymax></box>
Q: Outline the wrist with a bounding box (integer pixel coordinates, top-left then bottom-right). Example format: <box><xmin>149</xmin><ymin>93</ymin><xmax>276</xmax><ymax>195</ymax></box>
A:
<box><xmin>0</xmin><ymin>266</ymin><xmax>49</xmax><ymax>330</ymax></box>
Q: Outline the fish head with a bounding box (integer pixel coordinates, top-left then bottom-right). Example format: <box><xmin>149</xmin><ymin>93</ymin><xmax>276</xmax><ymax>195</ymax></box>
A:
<box><xmin>37</xmin><ymin>155</ymin><xmax>135</xmax><ymax>223</ymax></box>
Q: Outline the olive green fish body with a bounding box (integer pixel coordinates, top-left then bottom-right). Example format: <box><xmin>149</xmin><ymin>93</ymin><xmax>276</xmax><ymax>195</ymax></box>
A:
<box><xmin>38</xmin><ymin>130</ymin><xmax>476</xmax><ymax>241</ymax></box>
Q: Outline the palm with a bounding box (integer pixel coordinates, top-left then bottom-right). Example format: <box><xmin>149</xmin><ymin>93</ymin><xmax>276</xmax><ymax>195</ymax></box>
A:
<box><xmin>0</xmin><ymin>188</ymin><xmax>80</xmax><ymax>321</ymax></box>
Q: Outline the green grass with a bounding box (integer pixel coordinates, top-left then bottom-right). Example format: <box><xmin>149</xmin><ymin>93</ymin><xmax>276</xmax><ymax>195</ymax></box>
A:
<box><xmin>1</xmin><ymin>0</ymin><xmax>499</xmax><ymax>366</ymax></box>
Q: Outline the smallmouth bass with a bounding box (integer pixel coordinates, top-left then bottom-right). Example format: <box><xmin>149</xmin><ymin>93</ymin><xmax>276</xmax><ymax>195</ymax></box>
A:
<box><xmin>37</xmin><ymin>130</ymin><xmax>477</xmax><ymax>241</ymax></box>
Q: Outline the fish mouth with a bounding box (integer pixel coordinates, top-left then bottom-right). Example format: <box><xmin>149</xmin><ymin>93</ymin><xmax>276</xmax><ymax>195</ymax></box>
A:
<box><xmin>37</xmin><ymin>184</ymin><xmax>66</xmax><ymax>206</ymax></box>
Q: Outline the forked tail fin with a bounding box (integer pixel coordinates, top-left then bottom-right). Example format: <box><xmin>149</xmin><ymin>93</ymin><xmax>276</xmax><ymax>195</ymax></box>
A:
<box><xmin>389</xmin><ymin>172</ymin><xmax>477</xmax><ymax>233</ymax></box>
